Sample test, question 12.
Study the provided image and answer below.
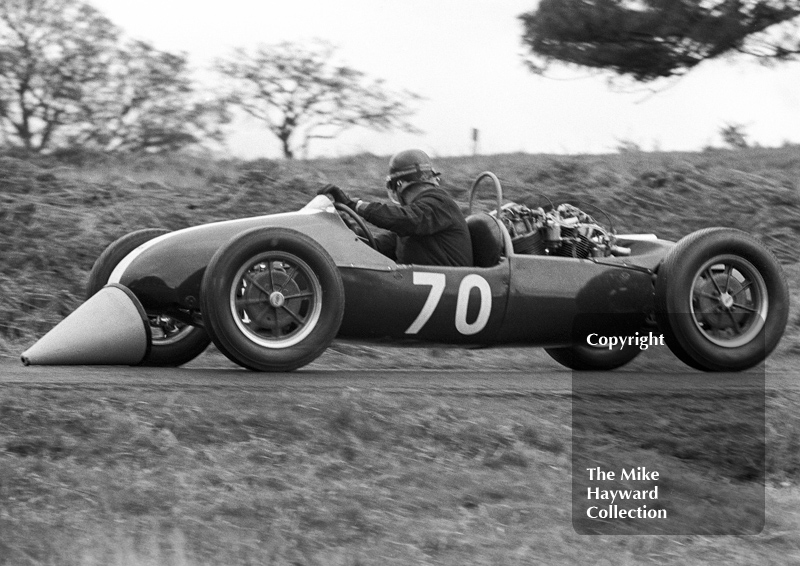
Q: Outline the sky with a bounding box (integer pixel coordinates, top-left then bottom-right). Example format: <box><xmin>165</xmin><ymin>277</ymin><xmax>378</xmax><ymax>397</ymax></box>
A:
<box><xmin>89</xmin><ymin>0</ymin><xmax>800</xmax><ymax>159</ymax></box>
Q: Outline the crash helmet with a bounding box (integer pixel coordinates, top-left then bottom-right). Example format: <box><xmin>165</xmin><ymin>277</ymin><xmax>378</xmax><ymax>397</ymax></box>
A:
<box><xmin>385</xmin><ymin>149</ymin><xmax>440</xmax><ymax>203</ymax></box>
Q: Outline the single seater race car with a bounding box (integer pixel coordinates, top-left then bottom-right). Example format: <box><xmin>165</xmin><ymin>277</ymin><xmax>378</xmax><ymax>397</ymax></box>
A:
<box><xmin>84</xmin><ymin>171</ymin><xmax>789</xmax><ymax>372</ymax></box>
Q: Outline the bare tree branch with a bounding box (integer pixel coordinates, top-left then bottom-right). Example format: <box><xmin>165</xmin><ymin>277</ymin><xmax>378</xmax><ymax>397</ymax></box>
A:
<box><xmin>0</xmin><ymin>0</ymin><xmax>227</xmax><ymax>153</ymax></box>
<box><xmin>215</xmin><ymin>40</ymin><xmax>422</xmax><ymax>159</ymax></box>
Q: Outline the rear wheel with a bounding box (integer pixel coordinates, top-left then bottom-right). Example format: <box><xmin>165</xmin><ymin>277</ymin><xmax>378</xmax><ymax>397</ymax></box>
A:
<box><xmin>201</xmin><ymin>227</ymin><xmax>344</xmax><ymax>372</ymax></box>
<box><xmin>87</xmin><ymin>228</ymin><xmax>211</xmax><ymax>366</ymax></box>
<box><xmin>545</xmin><ymin>341</ymin><xmax>641</xmax><ymax>371</ymax></box>
<box><xmin>655</xmin><ymin>228</ymin><xmax>788</xmax><ymax>371</ymax></box>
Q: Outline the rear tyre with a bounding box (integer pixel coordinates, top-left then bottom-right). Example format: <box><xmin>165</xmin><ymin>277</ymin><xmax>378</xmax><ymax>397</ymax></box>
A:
<box><xmin>545</xmin><ymin>342</ymin><xmax>641</xmax><ymax>371</ymax></box>
<box><xmin>200</xmin><ymin>227</ymin><xmax>344</xmax><ymax>372</ymax></box>
<box><xmin>654</xmin><ymin>228</ymin><xmax>788</xmax><ymax>371</ymax></box>
<box><xmin>87</xmin><ymin>228</ymin><xmax>211</xmax><ymax>366</ymax></box>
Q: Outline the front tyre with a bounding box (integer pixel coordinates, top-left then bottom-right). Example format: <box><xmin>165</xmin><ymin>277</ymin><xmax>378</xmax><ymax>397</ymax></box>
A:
<box><xmin>655</xmin><ymin>228</ymin><xmax>788</xmax><ymax>371</ymax></box>
<box><xmin>86</xmin><ymin>228</ymin><xmax>211</xmax><ymax>367</ymax></box>
<box><xmin>200</xmin><ymin>228</ymin><xmax>345</xmax><ymax>372</ymax></box>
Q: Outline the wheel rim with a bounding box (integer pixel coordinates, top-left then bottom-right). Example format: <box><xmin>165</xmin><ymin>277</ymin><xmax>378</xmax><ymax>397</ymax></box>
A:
<box><xmin>149</xmin><ymin>315</ymin><xmax>195</xmax><ymax>345</ymax></box>
<box><xmin>229</xmin><ymin>251</ymin><xmax>323</xmax><ymax>349</ymax></box>
<box><xmin>690</xmin><ymin>255</ymin><xmax>768</xmax><ymax>348</ymax></box>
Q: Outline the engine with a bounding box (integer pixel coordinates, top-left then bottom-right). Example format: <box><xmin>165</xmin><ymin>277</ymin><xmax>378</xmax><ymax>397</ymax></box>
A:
<box><xmin>498</xmin><ymin>202</ymin><xmax>628</xmax><ymax>258</ymax></box>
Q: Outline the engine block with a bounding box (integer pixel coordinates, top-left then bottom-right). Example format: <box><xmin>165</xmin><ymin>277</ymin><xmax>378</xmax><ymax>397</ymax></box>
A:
<box><xmin>498</xmin><ymin>202</ymin><xmax>617</xmax><ymax>259</ymax></box>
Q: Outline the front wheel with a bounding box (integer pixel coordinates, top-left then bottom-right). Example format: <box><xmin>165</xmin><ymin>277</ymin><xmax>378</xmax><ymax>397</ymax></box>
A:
<box><xmin>655</xmin><ymin>228</ymin><xmax>788</xmax><ymax>371</ymax></box>
<box><xmin>87</xmin><ymin>228</ymin><xmax>211</xmax><ymax>366</ymax></box>
<box><xmin>200</xmin><ymin>227</ymin><xmax>345</xmax><ymax>372</ymax></box>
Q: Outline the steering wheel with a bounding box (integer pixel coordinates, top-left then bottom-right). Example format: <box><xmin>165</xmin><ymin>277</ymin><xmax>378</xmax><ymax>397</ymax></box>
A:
<box><xmin>334</xmin><ymin>202</ymin><xmax>378</xmax><ymax>250</ymax></box>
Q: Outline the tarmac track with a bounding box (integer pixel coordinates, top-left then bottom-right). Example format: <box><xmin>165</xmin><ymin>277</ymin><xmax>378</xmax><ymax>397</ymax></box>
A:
<box><xmin>0</xmin><ymin>359</ymin><xmax>796</xmax><ymax>396</ymax></box>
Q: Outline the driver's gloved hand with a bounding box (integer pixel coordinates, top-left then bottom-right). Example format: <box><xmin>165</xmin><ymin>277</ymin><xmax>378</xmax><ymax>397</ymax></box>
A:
<box><xmin>318</xmin><ymin>184</ymin><xmax>357</xmax><ymax>211</ymax></box>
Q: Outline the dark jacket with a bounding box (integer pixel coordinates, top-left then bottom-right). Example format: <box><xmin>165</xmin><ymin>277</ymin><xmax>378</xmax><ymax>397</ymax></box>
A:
<box><xmin>359</xmin><ymin>186</ymin><xmax>473</xmax><ymax>266</ymax></box>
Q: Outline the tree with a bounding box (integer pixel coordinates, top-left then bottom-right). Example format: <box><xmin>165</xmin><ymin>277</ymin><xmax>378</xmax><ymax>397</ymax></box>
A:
<box><xmin>519</xmin><ymin>0</ymin><xmax>800</xmax><ymax>81</ymax></box>
<box><xmin>0</xmin><ymin>0</ymin><xmax>224</xmax><ymax>153</ymax></box>
<box><xmin>69</xmin><ymin>40</ymin><xmax>229</xmax><ymax>153</ymax></box>
<box><xmin>720</xmin><ymin>122</ymin><xmax>750</xmax><ymax>148</ymax></box>
<box><xmin>215</xmin><ymin>41</ymin><xmax>421</xmax><ymax>159</ymax></box>
<box><xmin>615</xmin><ymin>138</ymin><xmax>644</xmax><ymax>153</ymax></box>
<box><xmin>0</xmin><ymin>0</ymin><xmax>117</xmax><ymax>151</ymax></box>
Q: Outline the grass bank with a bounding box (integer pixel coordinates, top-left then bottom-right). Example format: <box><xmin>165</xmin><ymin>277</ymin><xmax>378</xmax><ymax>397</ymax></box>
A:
<box><xmin>1</xmin><ymin>386</ymin><xmax>799</xmax><ymax>565</ymax></box>
<box><xmin>1</xmin><ymin>147</ymin><xmax>799</xmax><ymax>355</ymax></box>
<box><xmin>2</xmin><ymin>149</ymin><xmax>800</xmax><ymax>565</ymax></box>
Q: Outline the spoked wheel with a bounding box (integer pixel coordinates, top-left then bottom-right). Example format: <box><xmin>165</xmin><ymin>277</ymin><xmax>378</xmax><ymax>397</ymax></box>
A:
<box><xmin>655</xmin><ymin>228</ymin><xmax>788</xmax><ymax>371</ymax></box>
<box><xmin>231</xmin><ymin>251</ymin><xmax>324</xmax><ymax>348</ymax></box>
<box><xmin>149</xmin><ymin>314</ymin><xmax>200</xmax><ymax>345</ymax></box>
<box><xmin>201</xmin><ymin>227</ymin><xmax>344</xmax><ymax>372</ymax></box>
<box><xmin>87</xmin><ymin>228</ymin><xmax>210</xmax><ymax>366</ymax></box>
<box><xmin>690</xmin><ymin>255</ymin><xmax>768</xmax><ymax>348</ymax></box>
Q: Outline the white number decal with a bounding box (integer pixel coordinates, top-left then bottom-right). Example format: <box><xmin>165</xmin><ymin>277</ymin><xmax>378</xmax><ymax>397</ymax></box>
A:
<box><xmin>455</xmin><ymin>274</ymin><xmax>492</xmax><ymax>335</ymax></box>
<box><xmin>406</xmin><ymin>272</ymin><xmax>492</xmax><ymax>335</ymax></box>
<box><xmin>405</xmin><ymin>272</ymin><xmax>446</xmax><ymax>334</ymax></box>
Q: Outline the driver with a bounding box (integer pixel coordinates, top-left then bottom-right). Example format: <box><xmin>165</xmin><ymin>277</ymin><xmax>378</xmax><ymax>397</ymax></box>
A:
<box><xmin>318</xmin><ymin>149</ymin><xmax>473</xmax><ymax>267</ymax></box>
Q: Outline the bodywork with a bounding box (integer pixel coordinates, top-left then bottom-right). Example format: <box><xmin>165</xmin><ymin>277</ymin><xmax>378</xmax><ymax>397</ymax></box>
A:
<box><xmin>110</xmin><ymin>196</ymin><xmax>674</xmax><ymax>348</ymax></box>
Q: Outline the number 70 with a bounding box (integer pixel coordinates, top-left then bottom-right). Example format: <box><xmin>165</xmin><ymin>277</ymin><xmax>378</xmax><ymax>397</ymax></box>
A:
<box><xmin>405</xmin><ymin>272</ymin><xmax>492</xmax><ymax>336</ymax></box>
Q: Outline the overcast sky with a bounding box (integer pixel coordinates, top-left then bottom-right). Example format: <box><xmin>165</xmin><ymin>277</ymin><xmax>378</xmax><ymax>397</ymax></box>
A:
<box><xmin>90</xmin><ymin>0</ymin><xmax>800</xmax><ymax>159</ymax></box>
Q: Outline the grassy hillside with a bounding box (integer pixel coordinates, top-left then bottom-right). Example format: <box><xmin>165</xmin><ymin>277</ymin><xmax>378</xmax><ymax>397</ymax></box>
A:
<box><xmin>1</xmin><ymin>385</ymin><xmax>800</xmax><ymax>564</ymax></box>
<box><xmin>2</xmin><ymin>148</ymin><xmax>800</xmax><ymax>564</ymax></box>
<box><xmin>1</xmin><ymin>147</ymin><xmax>799</xmax><ymax>354</ymax></box>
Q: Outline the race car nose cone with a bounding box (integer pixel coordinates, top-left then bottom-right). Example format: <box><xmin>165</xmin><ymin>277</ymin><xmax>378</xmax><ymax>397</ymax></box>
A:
<box><xmin>20</xmin><ymin>284</ymin><xmax>151</xmax><ymax>366</ymax></box>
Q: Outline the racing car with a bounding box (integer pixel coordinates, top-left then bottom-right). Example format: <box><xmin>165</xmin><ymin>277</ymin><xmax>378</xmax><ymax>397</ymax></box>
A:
<box><xmin>85</xmin><ymin>171</ymin><xmax>789</xmax><ymax>372</ymax></box>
